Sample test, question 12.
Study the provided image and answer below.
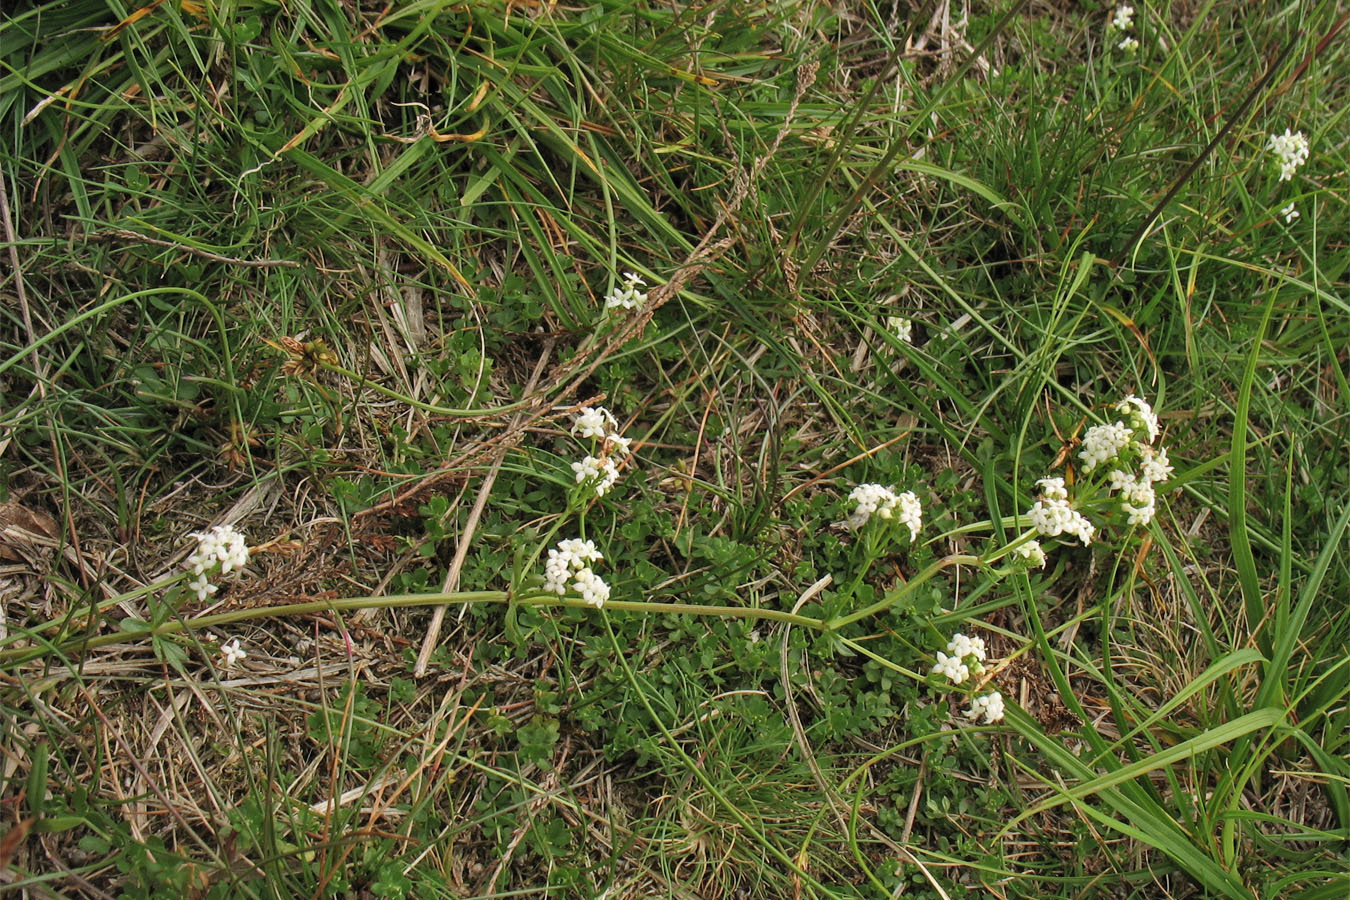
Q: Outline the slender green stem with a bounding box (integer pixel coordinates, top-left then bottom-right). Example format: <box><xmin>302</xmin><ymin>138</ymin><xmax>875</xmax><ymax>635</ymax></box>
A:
<box><xmin>824</xmin><ymin>553</ymin><xmax>983</xmax><ymax>632</ymax></box>
<box><xmin>0</xmin><ymin>590</ymin><xmax>827</xmax><ymax>667</ymax></box>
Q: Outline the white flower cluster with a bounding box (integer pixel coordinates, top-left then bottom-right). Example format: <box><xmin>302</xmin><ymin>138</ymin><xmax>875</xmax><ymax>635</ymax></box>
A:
<box><xmin>933</xmin><ymin>633</ymin><xmax>1005</xmax><ymax>723</ymax></box>
<box><xmin>932</xmin><ymin>632</ymin><xmax>987</xmax><ymax>685</ymax></box>
<box><xmin>848</xmin><ymin>483</ymin><xmax>922</xmax><ymax>540</ymax></box>
<box><xmin>966</xmin><ymin>691</ymin><xmax>1005</xmax><ymax>724</ymax></box>
<box><xmin>1267</xmin><ymin>129</ymin><xmax>1309</xmax><ymax>182</ymax></box>
<box><xmin>542</xmin><ymin>538</ymin><xmax>610</xmax><ymax>608</ymax></box>
<box><xmin>185</xmin><ymin>524</ymin><xmax>250</xmax><ymax>603</ymax></box>
<box><xmin>1027</xmin><ymin>477</ymin><xmax>1096</xmax><ymax>546</ymax></box>
<box><xmin>1099</xmin><ymin>395</ymin><xmax>1173</xmax><ymax>527</ymax></box>
<box><xmin>886</xmin><ymin>315</ymin><xmax>913</xmax><ymax>344</ymax></box>
<box><xmin>604</xmin><ymin>272</ymin><xmax>648</xmax><ymax>311</ymax></box>
<box><xmin>570</xmin><ymin>405</ymin><xmax>632</xmax><ymax>497</ymax></box>
<box><xmin>1110</xmin><ymin>4</ymin><xmax>1138</xmax><ymax>51</ymax></box>
<box><xmin>1078</xmin><ymin>421</ymin><xmax>1134</xmax><ymax>471</ymax></box>
<box><xmin>1108</xmin><ymin>470</ymin><xmax>1158</xmax><ymax>526</ymax></box>
<box><xmin>1281</xmin><ymin>203</ymin><xmax>1299</xmax><ymax>224</ymax></box>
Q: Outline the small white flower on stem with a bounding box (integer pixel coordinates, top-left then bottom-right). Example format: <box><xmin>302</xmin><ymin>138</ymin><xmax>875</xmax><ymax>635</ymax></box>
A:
<box><xmin>1027</xmin><ymin>478</ymin><xmax>1094</xmax><ymax>546</ymax></box>
<box><xmin>571</xmin><ymin>567</ymin><xmax>611</xmax><ymax>608</ymax></box>
<box><xmin>1111</xmin><ymin>4</ymin><xmax>1134</xmax><ymax>30</ymax></box>
<box><xmin>1281</xmin><ymin>203</ymin><xmax>1299</xmax><ymax>223</ymax></box>
<box><xmin>1115</xmin><ymin>395</ymin><xmax>1160</xmax><ymax>443</ymax></box>
<box><xmin>1139</xmin><ymin>446</ymin><xmax>1173</xmax><ymax>485</ymax></box>
<box><xmin>219</xmin><ymin>638</ymin><xmax>247</xmax><ymax>668</ymax></box>
<box><xmin>572</xmin><ymin>406</ymin><xmax>618</xmax><ymax>440</ymax></box>
<box><xmin>947</xmin><ymin>633</ymin><xmax>987</xmax><ymax>664</ymax></box>
<box><xmin>1079</xmin><ymin>421</ymin><xmax>1134</xmax><ymax>471</ymax></box>
<box><xmin>896</xmin><ymin>490</ymin><xmax>923</xmax><ymax>542</ymax></box>
<box><xmin>1117</xmin><ymin>36</ymin><xmax>1140</xmax><ymax>52</ymax></box>
<box><xmin>886</xmin><ymin>316</ymin><xmax>913</xmax><ymax>344</ymax></box>
<box><xmin>572</xmin><ymin>455</ymin><xmax>621</xmax><ymax>496</ymax></box>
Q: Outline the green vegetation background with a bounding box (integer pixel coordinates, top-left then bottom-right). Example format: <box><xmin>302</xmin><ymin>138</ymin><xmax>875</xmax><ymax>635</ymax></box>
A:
<box><xmin>0</xmin><ymin>1</ymin><xmax>1346</xmax><ymax>898</ymax></box>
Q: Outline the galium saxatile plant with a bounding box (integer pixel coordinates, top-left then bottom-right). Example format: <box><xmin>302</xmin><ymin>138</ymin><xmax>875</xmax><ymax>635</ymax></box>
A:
<box><xmin>931</xmin><ymin>633</ymin><xmax>1005</xmax><ymax>723</ymax></box>
<box><xmin>847</xmin><ymin>483</ymin><xmax>922</xmax><ymax>540</ymax></box>
<box><xmin>1023</xmin><ymin>394</ymin><xmax>1174</xmax><ymax>554</ymax></box>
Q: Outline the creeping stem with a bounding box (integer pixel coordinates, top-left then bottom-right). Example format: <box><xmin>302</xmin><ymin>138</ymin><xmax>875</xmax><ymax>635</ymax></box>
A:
<box><xmin>823</xmin><ymin>554</ymin><xmax>983</xmax><ymax>632</ymax></box>
<box><xmin>0</xmin><ymin>591</ymin><xmax>827</xmax><ymax>666</ymax></box>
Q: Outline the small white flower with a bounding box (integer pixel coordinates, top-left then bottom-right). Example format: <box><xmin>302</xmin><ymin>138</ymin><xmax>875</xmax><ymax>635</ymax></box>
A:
<box><xmin>187</xmin><ymin>573</ymin><xmax>218</xmax><ymax>603</ymax></box>
<box><xmin>931</xmin><ymin>652</ymin><xmax>970</xmax><ymax>685</ymax></box>
<box><xmin>571</xmin><ymin>567</ymin><xmax>611</xmax><ymax>608</ymax></box>
<box><xmin>572</xmin><ymin>406</ymin><xmax>617</xmax><ymax>440</ymax></box>
<box><xmin>605</xmin><ymin>433</ymin><xmax>633</xmax><ymax>456</ymax></box>
<box><xmin>1079</xmin><ymin>421</ymin><xmax>1134</xmax><ymax>471</ymax></box>
<box><xmin>556</xmin><ymin>538</ymin><xmax>603</xmax><ymax>565</ymax></box>
<box><xmin>1014</xmin><ymin>540</ymin><xmax>1047</xmax><ymax>568</ymax></box>
<box><xmin>543</xmin><ymin>551</ymin><xmax>571</xmax><ymax>595</ymax></box>
<box><xmin>542</xmin><ymin>538</ymin><xmax>610</xmax><ymax>603</ymax></box>
<box><xmin>1112</xmin><ymin>475</ymin><xmax>1157</xmax><ymax>525</ymax></box>
<box><xmin>966</xmin><ymin>691</ymin><xmax>1005</xmax><ymax>724</ymax></box>
<box><xmin>604</xmin><ymin>272</ymin><xmax>649</xmax><ymax>311</ymax></box>
<box><xmin>1281</xmin><ymin>203</ymin><xmax>1299</xmax><ymax>223</ymax></box>
<box><xmin>219</xmin><ymin>638</ymin><xmax>247</xmax><ymax>668</ymax></box>
<box><xmin>1118</xmin><ymin>36</ymin><xmax>1140</xmax><ymax>53</ymax></box>
<box><xmin>1111</xmin><ymin>4</ymin><xmax>1134</xmax><ymax>30</ymax></box>
<box><xmin>1267</xmin><ymin>129</ymin><xmax>1310</xmax><ymax>182</ymax></box>
<box><xmin>886</xmin><ymin>315</ymin><xmax>913</xmax><ymax>344</ymax></box>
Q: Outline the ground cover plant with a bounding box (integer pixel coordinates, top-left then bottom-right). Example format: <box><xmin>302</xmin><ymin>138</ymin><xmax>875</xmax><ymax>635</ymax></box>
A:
<box><xmin>1</xmin><ymin>0</ymin><xmax>1347</xmax><ymax>897</ymax></box>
